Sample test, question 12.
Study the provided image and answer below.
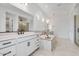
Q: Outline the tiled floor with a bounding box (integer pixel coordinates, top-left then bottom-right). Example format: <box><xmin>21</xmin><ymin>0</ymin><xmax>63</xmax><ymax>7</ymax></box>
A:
<box><xmin>32</xmin><ymin>37</ymin><xmax>79</xmax><ymax>56</ymax></box>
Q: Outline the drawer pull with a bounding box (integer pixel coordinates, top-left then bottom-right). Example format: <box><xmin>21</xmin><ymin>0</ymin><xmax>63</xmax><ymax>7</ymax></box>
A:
<box><xmin>2</xmin><ymin>42</ymin><xmax>11</xmax><ymax>45</ymax></box>
<box><xmin>3</xmin><ymin>51</ymin><xmax>11</xmax><ymax>56</ymax></box>
<box><xmin>27</xmin><ymin>42</ymin><xmax>30</xmax><ymax>46</ymax></box>
<box><xmin>37</xmin><ymin>39</ymin><xmax>39</xmax><ymax>41</ymax></box>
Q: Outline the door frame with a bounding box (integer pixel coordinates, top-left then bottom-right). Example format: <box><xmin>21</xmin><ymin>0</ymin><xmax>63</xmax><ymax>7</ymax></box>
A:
<box><xmin>74</xmin><ymin>15</ymin><xmax>79</xmax><ymax>46</ymax></box>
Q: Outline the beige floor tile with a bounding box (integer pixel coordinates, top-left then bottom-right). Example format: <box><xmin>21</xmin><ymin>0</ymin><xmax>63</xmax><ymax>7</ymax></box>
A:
<box><xmin>32</xmin><ymin>37</ymin><xmax>79</xmax><ymax>56</ymax></box>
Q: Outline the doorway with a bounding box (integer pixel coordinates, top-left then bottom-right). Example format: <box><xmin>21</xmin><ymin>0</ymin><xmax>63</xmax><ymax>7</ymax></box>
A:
<box><xmin>74</xmin><ymin>15</ymin><xmax>79</xmax><ymax>46</ymax></box>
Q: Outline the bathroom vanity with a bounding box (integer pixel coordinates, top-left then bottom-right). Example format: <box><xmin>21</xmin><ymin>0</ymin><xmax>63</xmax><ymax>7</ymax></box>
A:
<box><xmin>40</xmin><ymin>35</ymin><xmax>56</xmax><ymax>51</ymax></box>
<box><xmin>0</xmin><ymin>32</ymin><xmax>40</xmax><ymax>56</ymax></box>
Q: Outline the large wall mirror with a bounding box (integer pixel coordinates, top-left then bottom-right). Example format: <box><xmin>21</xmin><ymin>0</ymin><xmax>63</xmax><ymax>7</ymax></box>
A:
<box><xmin>6</xmin><ymin>12</ymin><xmax>13</xmax><ymax>32</ymax></box>
<box><xmin>18</xmin><ymin>16</ymin><xmax>29</xmax><ymax>32</ymax></box>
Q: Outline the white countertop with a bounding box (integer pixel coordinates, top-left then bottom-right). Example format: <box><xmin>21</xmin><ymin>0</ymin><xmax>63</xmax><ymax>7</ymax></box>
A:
<box><xmin>0</xmin><ymin>32</ymin><xmax>38</xmax><ymax>42</ymax></box>
<box><xmin>40</xmin><ymin>35</ymin><xmax>55</xmax><ymax>41</ymax></box>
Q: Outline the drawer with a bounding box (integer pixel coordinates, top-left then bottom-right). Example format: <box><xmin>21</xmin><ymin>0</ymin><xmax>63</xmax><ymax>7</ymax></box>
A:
<box><xmin>24</xmin><ymin>35</ymin><xmax>37</xmax><ymax>41</ymax></box>
<box><xmin>0</xmin><ymin>45</ymin><xmax>16</xmax><ymax>56</ymax></box>
<box><xmin>0</xmin><ymin>39</ymin><xmax>16</xmax><ymax>49</ymax></box>
<box><xmin>17</xmin><ymin>35</ymin><xmax>37</xmax><ymax>43</ymax></box>
<box><xmin>17</xmin><ymin>37</ymin><xmax>25</xmax><ymax>43</ymax></box>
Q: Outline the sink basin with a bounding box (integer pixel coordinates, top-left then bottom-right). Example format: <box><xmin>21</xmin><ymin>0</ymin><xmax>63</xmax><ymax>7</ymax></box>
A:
<box><xmin>40</xmin><ymin>35</ymin><xmax>55</xmax><ymax>40</ymax></box>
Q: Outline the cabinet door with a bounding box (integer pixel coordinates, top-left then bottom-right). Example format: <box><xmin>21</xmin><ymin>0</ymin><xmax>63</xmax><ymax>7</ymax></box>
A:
<box><xmin>16</xmin><ymin>42</ymin><xmax>27</xmax><ymax>56</ymax></box>
<box><xmin>25</xmin><ymin>39</ymin><xmax>36</xmax><ymax>56</ymax></box>
<box><xmin>26</xmin><ymin>38</ymin><xmax>39</xmax><ymax>55</ymax></box>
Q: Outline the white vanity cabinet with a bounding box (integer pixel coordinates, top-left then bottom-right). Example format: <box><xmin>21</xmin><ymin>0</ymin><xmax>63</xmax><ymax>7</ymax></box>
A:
<box><xmin>40</xmin><ymin>35</ymin><xmax>55</xmax><ymax>51</ymax></box>
<box><xmin>0</xmin><ymin>33</ymin><xmax>40</xmax><ymax>56</ymax></box>
<box><xmin>40</xmin><ymin>39</ymin><xmax>53</xmax><ymax>51</ymax></box>
<box><xmin>16</xmin><ymin>35</ymin><xmax>40</xmax><ymax>56</ymax></box>
<box><xmin>0</xmin><ymin>39</ymin><xmax>16</xmax><ymax>56</ymax></box>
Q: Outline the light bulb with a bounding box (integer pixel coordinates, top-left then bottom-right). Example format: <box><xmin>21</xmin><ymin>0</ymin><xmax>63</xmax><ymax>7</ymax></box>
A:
<box><xmin>42</xmin><ymin>18</ymin><xmax>45</xmax><ymax>22</ymax></box>
<box><xmin>49</xmin><ymin>24</ymin><xmax>52</xmax><ymax>31</ymax></box>
<box><xmin>46</xmin><ymin>19</ymin><xmax>49</xmax><ymax>24</ymax></box>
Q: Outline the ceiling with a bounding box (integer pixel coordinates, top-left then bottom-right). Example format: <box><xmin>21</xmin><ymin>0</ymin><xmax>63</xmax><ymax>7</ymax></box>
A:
<box><xmin>37</xmin><ymin>3</ymin><xmax>75</xmax><ymax>17</ymax></box>
<box><xmin>38</xmin><ymin>3</ymin><xmax>73</xmax><ymax>12</ymax></box>
<box><xmin>9</xmin><ymin>3</ymin><xmax>79</xmax><ymax>18</ymax></box>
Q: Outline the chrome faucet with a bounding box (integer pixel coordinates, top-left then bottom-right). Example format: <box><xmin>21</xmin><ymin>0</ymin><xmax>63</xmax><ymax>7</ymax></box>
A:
<box><xmin>17</xmin><ymin>29</ymin><xmax>24</xmax><ymax>35</ymax></box>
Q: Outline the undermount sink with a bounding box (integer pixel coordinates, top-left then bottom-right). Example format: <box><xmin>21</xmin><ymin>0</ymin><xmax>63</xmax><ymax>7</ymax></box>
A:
<box><xmin>40</xmin><ymin>35</ymin><xmax>55</xmax><ymax>40</ymax></box>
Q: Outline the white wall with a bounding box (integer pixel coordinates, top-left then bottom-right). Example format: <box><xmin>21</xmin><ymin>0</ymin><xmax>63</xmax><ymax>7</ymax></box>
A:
<box><xmin>50</xmin><ymin>10</ymin><xmax>75</xmax><ymax>43</ymax></box>
<box><xmin>68</xmin><ymin>14</ymin><xmax>74</xmax><ymax>43</ymax></box>
<box><xmin>0</xmin><ymin>7</ymin><xmax>6</xmax><ymax>32</ymax></box>
<box><xmin>26</xmin><ymin>4</ymin><xmax>48</xmax><ymax>32</ymax></box>
<box><xmin>52</xmin><ymin>13</ymin><xmax>70</xmax><ymax>39</ymax></box>
<box><xmin>33</xmin><ymin>11</ymin><xmax>47</xmax><ymax>31</ymax></box>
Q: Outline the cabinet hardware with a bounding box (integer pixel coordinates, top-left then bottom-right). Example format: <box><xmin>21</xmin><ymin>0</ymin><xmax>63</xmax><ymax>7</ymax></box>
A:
<box><xmin>37</xmin><ymin>39</ymin><xmax>39</xmax><ymax>40</ymax></box>
<box><xmin>3</xmin><ymin>51</ymin><xmax>11</xmax><ymax>56</ymax></box>
<box><xmin>2</xmin><ymin>42</ymin><xmax>11</xmax><ymax>45</ymax></box>
<box><xmin>27</xmin><ymin>42</ymin><xmax>30</xmax><ymax>46</ymax></box>
<box><xmin>77</xmin><ymin>28</ymin><xmax>79</xmax><ymax>32</ymax></box>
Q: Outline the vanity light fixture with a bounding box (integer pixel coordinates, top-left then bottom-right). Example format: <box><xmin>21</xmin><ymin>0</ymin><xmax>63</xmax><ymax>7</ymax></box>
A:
<box><xmin>49</xmin><ymin>24</ymin><xmax>52</xmax><ymax>31</ymax></box>
<box><xmin>36</xmin><ymin>15</ymin><xmax>40</xmax><ymax>20</ymax></box>
<box><xmin>42</xmin><ymin>18</ymin><xmax>45</xmax><ymax>22</ymax></box>
<box><xmin>46</xmin><ymin>19</ymin><xmax>50</xmax><ymax>24</ymax></box>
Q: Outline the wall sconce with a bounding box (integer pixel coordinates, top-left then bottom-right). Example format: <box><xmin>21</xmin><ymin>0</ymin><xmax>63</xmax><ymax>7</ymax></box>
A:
<box><xmin>46</xmin><ymin>19</ymin><xmax>50</xmax><ymax>24</ymax></box>
<box><xmin>42</xmin><ymin>18</ymin><xmax>45</xmax><ymax>22</ymax></box>
<box><xmin>35</xmin><ymin>14</ymin><xmax>40</xmax><ymax>20</ymax></box>
<box><xmin>49</xmin><ymin>24</ymin><xmax>52</xmax><ymax>31</ymax></box>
